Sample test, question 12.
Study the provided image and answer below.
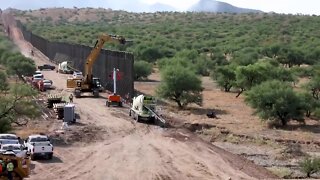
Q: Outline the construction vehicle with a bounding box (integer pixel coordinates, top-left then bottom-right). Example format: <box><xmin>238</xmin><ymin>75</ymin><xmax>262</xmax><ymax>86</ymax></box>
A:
<box><xmin>57</xmin><ymin>61</ymin><xmax>73</xmax><ymax>74</ymax></box>
<box><xmin>0</xmin><ymin>154</ymin><xmax>31</xmax><ymax>179</ymax></box>
<box><xmin>129</xmin><ymin>95</ymin><xmax>166</xmax><ymax>125</ymax></box>
<box><xmin>38</xmin><ymin>64</ymin><xmax>55</xmax><ymax>71</ymax></box>
<box><xmin>24</xmin><ymin>135</ymin><xmax>53</xmax><ymax>160</ymax></box>
<box><xmin>106</xmin><ymin>68</ymin><xmax>122</xmax><ymax>107</ymax></box>
<box><xmin>68</xmin><ymin>34</ymin><xmax>126</xmax><ymax>98</ymax></box>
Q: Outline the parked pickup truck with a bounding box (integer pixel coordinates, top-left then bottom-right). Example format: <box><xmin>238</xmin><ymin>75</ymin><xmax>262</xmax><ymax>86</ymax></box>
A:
<box><xmin>24</xmin><ymin>135</ymin><xmax>53</xmax><ymax>160</ymax></box>
<box><xmin>0</xmin><ymin>144</ymin><xmax>23</xmax><ymax>155</ymax></box>
<box><xmin>0</xmin><ymin>144</ymin><xmax>28</xmax><ymax>158</ymax></box>
<box><xmin>38</xmin><ymin>64</ymin><xmax>55</xmax><ymax>71</ymax></box>
<box><xmin>0</xmin><ymin>134</ymin><xmax>20</xmax><ymax>148</ymax></box>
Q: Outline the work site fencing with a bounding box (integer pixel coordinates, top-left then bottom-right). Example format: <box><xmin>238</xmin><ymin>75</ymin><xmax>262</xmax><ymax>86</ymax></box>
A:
<box><xmin>2</xmin><ymin>11</ymin><xmax>134</xmax><ymax>99</ymax></box>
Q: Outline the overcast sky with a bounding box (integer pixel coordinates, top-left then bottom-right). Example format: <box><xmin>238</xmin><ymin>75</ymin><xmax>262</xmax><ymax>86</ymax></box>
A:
<box><xmin>0</xmin><ymin>0</ymin><xmax>319</xmax><ymax>15</ymax></box>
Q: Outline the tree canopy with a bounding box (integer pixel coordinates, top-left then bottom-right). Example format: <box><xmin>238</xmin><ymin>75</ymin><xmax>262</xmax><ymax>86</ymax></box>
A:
<box><xmin>134</xmin><ymin>60</ymin><xmax>152</xmax><ymax>80</ymax></box>
<box><xmin>19</xmin><ymin>11</ymin><xmax>320</xmax><ymax>69</ymax></box>
<box><xmin>156</xmin><ymin>63</ymin><xmax>203</xmax><ymax>108</ymax></box>
<box><xmin>245</xmin><ymin>80</ymin><xmax>305</xmax><ymax>126</ymax></box>
<box><xmin>0</xmin><ymin>34</ymin><xmax>39</xmax><ymax>132</ymax></box>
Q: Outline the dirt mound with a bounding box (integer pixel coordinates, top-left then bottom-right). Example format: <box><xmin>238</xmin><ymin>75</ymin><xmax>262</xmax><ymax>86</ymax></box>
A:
<box><xmin>50</xmin><ymin>124</ymin><xmax>106</xmax><ymax>146</ymax></box>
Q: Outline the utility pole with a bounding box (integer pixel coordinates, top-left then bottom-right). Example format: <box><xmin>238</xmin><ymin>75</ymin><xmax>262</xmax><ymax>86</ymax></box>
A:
<box><xmin>113</xmin><ymin>68</ymin><xmax>119</xmax><ymax>94</ymax></box>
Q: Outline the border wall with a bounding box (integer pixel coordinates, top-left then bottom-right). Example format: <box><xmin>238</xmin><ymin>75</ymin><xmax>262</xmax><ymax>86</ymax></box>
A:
<box><xmin>2</xmin><ymin>11</ymin><xmax>134</xmax><ymax>99</ymax></box>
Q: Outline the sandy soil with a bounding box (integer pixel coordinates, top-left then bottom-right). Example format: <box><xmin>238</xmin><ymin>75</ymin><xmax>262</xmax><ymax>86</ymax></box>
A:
<box><xmin>7</xmin><ymin>23</ymin><xmax>277</xmax><ymax>180</ymax></box>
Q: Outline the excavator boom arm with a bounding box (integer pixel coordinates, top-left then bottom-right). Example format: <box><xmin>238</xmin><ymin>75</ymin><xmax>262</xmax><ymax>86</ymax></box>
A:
<box><xmin>84</xmin><ymin>34</ymin><xmax>126</xmax><ymax>84</ymax></box>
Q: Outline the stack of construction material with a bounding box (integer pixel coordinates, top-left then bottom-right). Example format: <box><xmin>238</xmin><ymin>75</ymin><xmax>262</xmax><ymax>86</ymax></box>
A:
<box><xmin>47</xmin><ymin>94</ymin><xmax>63</xmax><ymax>108</ymax></box>
<box><xmin>53</xmin><ymin>103</ymin><xmax>68</xmax><ymax>119</ymax></box>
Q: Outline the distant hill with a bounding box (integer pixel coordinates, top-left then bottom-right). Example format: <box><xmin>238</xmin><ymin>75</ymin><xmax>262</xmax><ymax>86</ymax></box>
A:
<box><xmin>189</xmin><ymin>0</ymin><xmax>262</xmax><ymax>13</ymax></box>
<box><xmin>1</xmin><ymin>0</ymin><xmax>263</xmax><ymax>13</ymax></box>
<box><xmin>0</xmin><ymin>0</ymin><xmax>177</xmax><ymax>13</ymax></box>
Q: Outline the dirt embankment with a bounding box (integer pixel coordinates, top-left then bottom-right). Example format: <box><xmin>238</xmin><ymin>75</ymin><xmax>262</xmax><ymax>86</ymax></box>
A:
<box><xmin>9</xmin><ymin>24</ymin><xmax>276</xmax><ymax>180</ymax></box>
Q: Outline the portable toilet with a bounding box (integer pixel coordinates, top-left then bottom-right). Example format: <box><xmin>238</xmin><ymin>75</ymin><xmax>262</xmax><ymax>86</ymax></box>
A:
<box><xmin>64</xmin><ymin>104</ymin><xmax>75</xmax><ymax>123</ymax></box>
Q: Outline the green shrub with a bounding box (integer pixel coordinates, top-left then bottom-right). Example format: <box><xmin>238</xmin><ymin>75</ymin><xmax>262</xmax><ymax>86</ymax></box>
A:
<box><xmin>312</xmin><ymin>108</ymin><xmax>320</xmax><ymax>120</ymax></box>
<box><xmin>134</xmin><ymin>61</ymin><xmax>152</xmax><ymax>80</ymax></box>
<box><xmin>299</xmin><ymin>157</ymin><xmax>320</xmax><ymax>177</ymax></box>
<box><xmin>245</xmin><ymin>80</ymin><xmax>305</xmax><ymax>126</ymax></box>
<box><xmin>157</xmin><ymin>64</ymin><xmax>203</xmax><ymax>108</ymax></box>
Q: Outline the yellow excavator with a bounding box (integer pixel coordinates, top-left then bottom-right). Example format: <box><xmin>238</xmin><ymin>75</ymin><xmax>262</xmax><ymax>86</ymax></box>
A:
<box><xmin>0</xmin><ymin>154</ymin><xmax>31</xmax><ymax>180</ymax></box>
<box><xmin>67</xmin><ymin>34</ymin><xmax>126</xmax><ymax>98</ymax></box>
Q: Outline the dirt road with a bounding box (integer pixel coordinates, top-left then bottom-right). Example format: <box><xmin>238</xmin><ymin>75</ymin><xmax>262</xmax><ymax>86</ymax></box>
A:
<box><xmin>10</xmin><ymin>25</ymin><xmax>276</xmax><ymax>180</ymax></box>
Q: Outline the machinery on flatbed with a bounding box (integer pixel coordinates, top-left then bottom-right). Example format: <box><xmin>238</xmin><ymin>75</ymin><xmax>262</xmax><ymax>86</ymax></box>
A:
<box><xmin>57</xmin><ymin>61</ymin><xmax>73</xmax><ymax>74</ymax></box>
<box><xmin>129</xmin><ymin>95</ymin><xmax>166</xmax><ymax>125</ymax></box>
<box><xmin>68</xmin><ymin>34</ymin><xmax>126</xmax><ymax>98</ymax></box>
<box><xmin>0</xmin><ymin>154</ymin><xmax>30</xmax><ymax>180</ymax></box>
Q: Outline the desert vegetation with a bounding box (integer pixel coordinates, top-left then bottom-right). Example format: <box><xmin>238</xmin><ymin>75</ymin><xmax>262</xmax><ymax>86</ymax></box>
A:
<box><xmin>0</xmin><ymin>33</ymin><xmax>39</xmax><ymax>132</ymax></box>
<box><xmin>16</xmin><ymin>10</ymin><xmax>320</xmax><ymax>124</ymax></box>
<box><xmin>14</xmin><ymin>9</ymin><xmax>320</xmax><ymax>124</ymax></box>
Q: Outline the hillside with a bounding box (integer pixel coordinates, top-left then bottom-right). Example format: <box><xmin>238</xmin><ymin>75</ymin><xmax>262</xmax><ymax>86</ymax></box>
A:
<box><xmin>14</xmin><ymin>8</ymin><xmax>320</xmax><ymax>65</ymax></box>
<box><xmin>189</xmin><ymin>0</ymin><xmax>262</xmax><ymax>13</ymax></box>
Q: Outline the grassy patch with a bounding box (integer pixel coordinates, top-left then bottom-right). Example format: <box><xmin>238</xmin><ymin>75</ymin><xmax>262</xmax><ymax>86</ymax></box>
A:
<box><xmin>267</xmin><ymin>167</ymin><xmax>292</xmax><ymax>178</ymax></box>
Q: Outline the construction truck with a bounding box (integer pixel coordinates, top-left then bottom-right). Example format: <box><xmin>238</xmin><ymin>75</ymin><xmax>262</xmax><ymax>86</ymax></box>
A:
<box><xmin>106</xmin><ymin>68</ymin><xmax>122</xmax><ymax>107</ymax></box>
<box><xmin>0</xmin><ymin>154</ymin><xmax>31</xmax><ymax>179</ymax></box>
<box><xmin>129</xmin><ymin>95</ymin><xmax>160</xmax><ymax>122</ymax></box>
<box><xmin>57</xmin><ymin>61</ymin><xmax>73</xmax><ymax>74</ymax></box>
<box><xmin>67</xmin><ymin>34</ymin><xmax>126</xmax><ymax>98</ymax></box>
<box><xmin>129</xmin><ymin>95</ymin><xmax>167</xmax><ymax>126</ymax></box>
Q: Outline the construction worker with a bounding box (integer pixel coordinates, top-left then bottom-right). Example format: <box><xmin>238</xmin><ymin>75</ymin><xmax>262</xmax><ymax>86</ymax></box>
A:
<box><xmin>69</xmin><ymin>93</ymin><xmax>73</xmax><ymax>103</ymax></box>
<box><xmin>125</xmin><ymin>93</ymin><xmax>130</xmax><ymax>104</ymax></box>
<box><xmin>0</xmin><ymin>159</ymin><xmax>6</xmax><ymax>174</ymax></box>
<box><xmin>0</xmin><ymin>159</ymin><xmax>3</xmax><ymax>177</ymax></box>
<box><xmin>6</xmin><ymin>159</ymin><xmax>14</xmax><ymax>180</ymax></box>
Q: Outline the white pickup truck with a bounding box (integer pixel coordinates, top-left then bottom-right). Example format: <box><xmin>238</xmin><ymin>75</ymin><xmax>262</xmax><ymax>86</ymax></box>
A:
<box><xmin>0</xmin><ymin>134</ymin><xmax>20</xmax><ymax>148</ymax></box>
<box><xmin>0</xmin><ymin>144</ymin><xmax>23</xmax><ymax>156</ymax></box>
<box><xmin>24</xmin><ymin>135</ymin><xmax>53</xmax><ymax>160</ymax></box>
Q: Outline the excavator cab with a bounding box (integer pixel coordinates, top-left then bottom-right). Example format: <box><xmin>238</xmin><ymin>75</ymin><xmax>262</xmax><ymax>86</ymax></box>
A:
<box><xmin>92</xmin><ymin>77</ymin><xmax>102</xmax><ymax>91</ymax></box>
<box><xmin>74</xmin><ymin>77</ymin><xmax>100</xmax><ymax>98</ymax></box>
